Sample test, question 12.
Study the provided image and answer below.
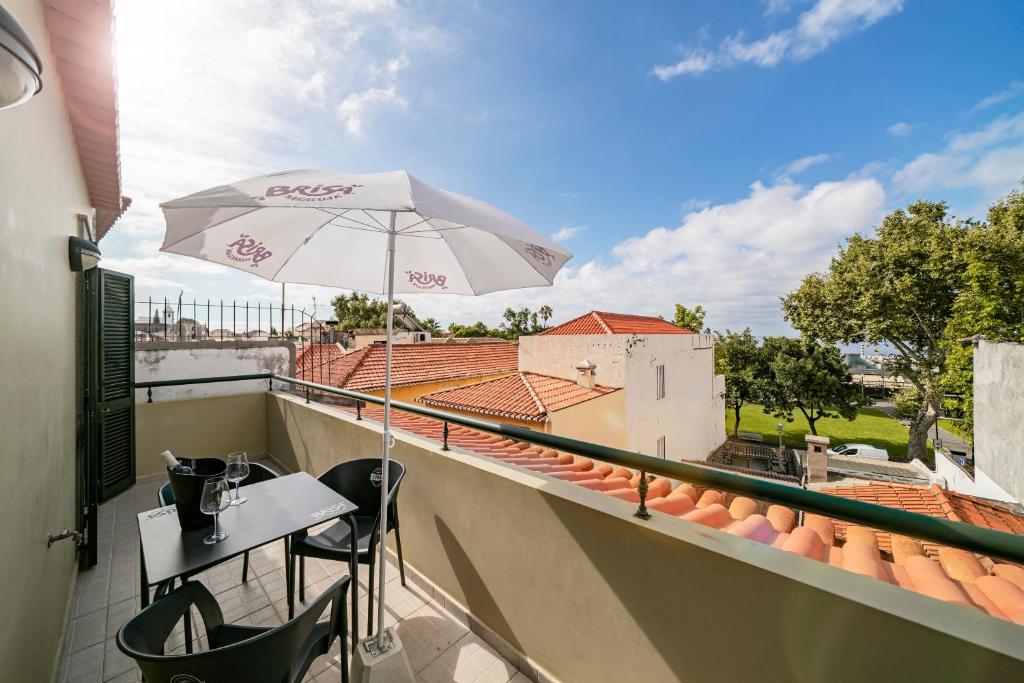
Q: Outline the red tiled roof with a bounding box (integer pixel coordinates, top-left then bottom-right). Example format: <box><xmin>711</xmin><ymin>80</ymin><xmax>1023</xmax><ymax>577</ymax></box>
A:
<box><xmin>540</xmin><ymin>311</ymin><xmax>692</xmax><ymax>336</ymax></box>
<box><xmin>417</xmin><ymin>372</ymin><xmax>618</xmax><ymax>422</ymax></box>
<box><xmin>43</xmin><ymin>0</ymin><xmax>130</xmax><ymax>238</ymax></box>
<box><xmin>327</xmin><ymin>403</ymin><xmax>1024</xmax><ymax>627</ymax></box>
<box><xmin>819</xmin><ymin>481</ymin><xmax>1024</xmax><ymax>558</ymax></box>
<box><xmin>297</xmin><ymin>342</ymin><xmax>517</xmax><ymax>392</ymax></box>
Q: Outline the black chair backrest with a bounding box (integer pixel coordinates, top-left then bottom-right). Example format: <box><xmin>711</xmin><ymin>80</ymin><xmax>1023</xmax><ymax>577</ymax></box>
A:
<box><xmin>318</xmin><ymin>458</ymin><xmax>405</xmax><ymax>528</ymax></box>
<box><xmin>118</xmin><ymin>576</ymin><xmax>349</xmax><ymax>683</ymax></box>
<box><xmin>241</xmin><ymin>461</ymin><xmax>279</xmax><ymax>487</ymax></box>
<box><xmin>157</xmin><ymin>482</ymin><xmax>174</xmax><ymax>507</ymax></box>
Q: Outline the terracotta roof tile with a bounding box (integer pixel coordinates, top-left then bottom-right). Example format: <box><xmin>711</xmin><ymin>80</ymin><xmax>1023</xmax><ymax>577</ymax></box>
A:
<box><xmin>540</xmin><ymin>311</ymin><xmax>693</xmax><ymax>336</ymax></box>
<box><xmin>417</xmin><ymin>372</ymin><xmax>618</xmax><ymax>422</ymax></box>
<box><xmin>296</xmin><ymin>342</ymin><xmax>517</xmax><ymax>392</ymax></box>
<box><xmin>324</xmin><ymin>402</ymin><xmax>1024</xmax><ymax>629</ymax></box>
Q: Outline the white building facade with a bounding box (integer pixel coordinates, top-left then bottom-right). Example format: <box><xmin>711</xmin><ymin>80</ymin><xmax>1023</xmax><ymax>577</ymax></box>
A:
<box><xmin>519</xmin><ymin>312</ymin><xmax>725</xmax><ymax>461</ymax></box>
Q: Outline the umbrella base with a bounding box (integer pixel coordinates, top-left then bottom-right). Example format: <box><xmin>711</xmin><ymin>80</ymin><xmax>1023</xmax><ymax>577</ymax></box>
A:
<box><xmin>350</xmin><ymin>628</ymin><xmax>414</xmax><ymax>683</ymax></box>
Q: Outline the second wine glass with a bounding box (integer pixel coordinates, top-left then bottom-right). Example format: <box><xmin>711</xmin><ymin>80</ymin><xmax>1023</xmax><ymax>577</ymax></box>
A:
<box><xmin>226</xmin><ymin>451</ymin><xmax>250</xmax><ymax>506</ymax></box>
<box><xmin>199</xmin><ymin>476</ymin><xmax>230</xmax><ymax>545</ymax></box>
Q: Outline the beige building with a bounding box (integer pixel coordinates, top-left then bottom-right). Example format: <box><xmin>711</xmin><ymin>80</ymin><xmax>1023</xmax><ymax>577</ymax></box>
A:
<box><xmin>0</xmin><ymin>2</ymin><xmax>129</xmax><ymax>680</ymax></box>
<box><xmin>518</xmin><ymin>311</ymin><xmax>726</xmax><ymax>460</ymax></box>
<box><xmin>417</xmin><ymin>369</ymin><xmax>627</xmax><ymax>447</ymax></box>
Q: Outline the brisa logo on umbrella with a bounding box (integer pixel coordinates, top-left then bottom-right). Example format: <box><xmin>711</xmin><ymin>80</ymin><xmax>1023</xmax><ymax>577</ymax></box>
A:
<box><xmin>406</xmin><ymin>270</ymin><xmax>448</xmax><ymax>289</ymax></box>
<box><xmin>226</xmin><ymin>234</ymin><xmax>272</xmax><ymax>267</ymax></box>
<box><xmin>259</xmin><ymin>183</ymin><xmax>363</xmax><ymax>202</ymax></box>
<box><xmin>525</xmin><ymin>243</ymin><xmax>555</xmax><ymax>267</ymax></box>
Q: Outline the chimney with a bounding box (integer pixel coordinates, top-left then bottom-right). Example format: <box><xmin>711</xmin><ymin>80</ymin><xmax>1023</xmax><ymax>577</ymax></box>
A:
<box><xmin>574</xmin><ymin>359</ymin><xmax>597</xmax><ymax>389</ymax></box>
<box><xmin>324</xmin><ymin>319</ymin><xmax>338</xmax><ymax>344</ymax></box>
<box><xmin>804</xmin><ymin>434</ymin><xmax>830</xmax><ymax>484</ymax></box>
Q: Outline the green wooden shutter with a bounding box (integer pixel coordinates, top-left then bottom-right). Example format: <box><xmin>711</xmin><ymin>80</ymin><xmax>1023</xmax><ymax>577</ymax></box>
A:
<box><xmin>96</xmin><ymin>269</ymin><xmax>135</xmax><ymax>502</ymax></box>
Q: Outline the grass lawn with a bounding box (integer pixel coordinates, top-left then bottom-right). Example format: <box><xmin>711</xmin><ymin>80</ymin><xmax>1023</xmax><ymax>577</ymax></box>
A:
<box><xmin>725</xmin><ymin>404</ymin><xmax>913</xmax><ymax>461</ymax></box>
<box><xmin>938</xmin><ymin>418</ymin><xmax>972</xmax><ymax>444</ymax></box>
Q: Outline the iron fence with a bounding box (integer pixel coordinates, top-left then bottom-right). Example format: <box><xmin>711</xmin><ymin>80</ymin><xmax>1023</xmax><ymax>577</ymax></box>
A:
<box><xmin>134</xmin><ymin>297</ymin><xmax>339</xmax><ymax>345</ymax></box>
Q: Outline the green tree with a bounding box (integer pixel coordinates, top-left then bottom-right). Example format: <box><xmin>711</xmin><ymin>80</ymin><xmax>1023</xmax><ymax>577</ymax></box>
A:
<box><xmin>782</xmin><ymin>201</ymin><xmax>964</xmax><ymax>460</ymax></box>
<box><xmin>760</xmin><ymin>337</ymin><xmax>864</xmax><ymax>436</ymax></box>
<box><xmin>330</xmin><ymin>292</ymin><xmax>415</xmax><ymax>330</ymax></box>
<box><xmin>674</xmin><ymin>304</ymin><xmax>707</xmax><ymax>332</ymax></box>
<box><xmin>890</xmin><ymin>386</ymin><xmax>924</xmax><ymax>421</ymax></box>
<box><xmin>538</xmin><ymin>305</ymin><xmax>553</xmax><ymax>327</ymax></box>
<box><xmin>715</xmin><ymin>328</ymin><xmax>768</xmax><ymax>437</ymax></box>
<box><xmin>448</xmin><ymin>321</ymin><xmax>505</xmax><ymax>338</ymax></box>
<box><xmin>420</xmin><ymin>318</ymin><xmax>443</xmax><ymax>335</ymax></box>
<box><xmin>499</xmin><ymin>307</ymin><xmax>542</xmax><ymax>338</ymax></box>
<box><xmin>942</xmin><ymin>188</ymin><xmax>1024</xmax><ymax>442</ymax></box>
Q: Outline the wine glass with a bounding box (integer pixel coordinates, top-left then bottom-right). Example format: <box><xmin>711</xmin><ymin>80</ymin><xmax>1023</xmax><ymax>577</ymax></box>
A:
<box><xmin>200</xmin><ymin>477</ymin><xmax>230</xmax><ymax>545</ymax></box>
<box><xmin>226</xmin><ymin>451</ymin><xmax>250</xmax><ymax>506</ymax></box>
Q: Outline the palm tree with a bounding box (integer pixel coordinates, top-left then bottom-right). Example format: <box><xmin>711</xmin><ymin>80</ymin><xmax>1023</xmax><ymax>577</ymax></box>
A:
<box><xmin>538</xmin><ymin>305</ymin><xmax>553</xmax><ymax>327</ymax></box>
<box><xmin>421</xmin><ymin>318</ymin><xmax>443</xmax><ymax>334</ymax></box>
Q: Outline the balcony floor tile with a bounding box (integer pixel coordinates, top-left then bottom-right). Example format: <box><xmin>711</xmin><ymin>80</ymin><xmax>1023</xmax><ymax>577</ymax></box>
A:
<box><xmin>58</xmin><ymin>475</ymin><xmax>527</xmax><ymax>683</ymax></box>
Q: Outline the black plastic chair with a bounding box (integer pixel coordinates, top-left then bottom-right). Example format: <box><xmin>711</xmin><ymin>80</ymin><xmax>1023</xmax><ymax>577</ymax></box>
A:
<box><xmin>117</xmin><ymin>575</ymin><xmax>351</xmax><ymax>683</ymax></box>
<box><xmin>157</xmin><ymin>462</ymin><xmax>283</xmax><ymax>585</ymax></box>
<box><xmin>288</xmin><ymin>459</ymin><xmax>406</xmax><ymax>636</ymax></box>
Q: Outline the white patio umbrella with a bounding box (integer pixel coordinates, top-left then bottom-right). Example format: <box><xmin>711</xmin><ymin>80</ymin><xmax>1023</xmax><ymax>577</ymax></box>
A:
<box><xmin>159</xmin><ymin>169</ymin><xmax>571</xmax><ymax>649</ymax></box>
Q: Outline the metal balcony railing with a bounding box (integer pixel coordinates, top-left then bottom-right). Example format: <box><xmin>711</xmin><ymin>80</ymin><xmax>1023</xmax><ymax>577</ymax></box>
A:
<box><xmin>133</xmin><ymin>373</ymin><xmax>1024</xmax><ymax>565</ymax></box>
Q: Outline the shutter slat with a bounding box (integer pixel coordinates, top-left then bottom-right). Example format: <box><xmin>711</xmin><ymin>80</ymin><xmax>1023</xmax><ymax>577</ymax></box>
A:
<box><xmin>97</xmin><ymin>269</ymin><xmax>135</xmax><ymax>502</ymax></box>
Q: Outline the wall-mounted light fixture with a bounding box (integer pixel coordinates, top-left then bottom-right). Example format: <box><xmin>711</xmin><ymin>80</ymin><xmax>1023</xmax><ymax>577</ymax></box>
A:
<box><xmin>69</xmin><ymin>236</ymin><xmax>101</xmax><ymax>272</ymax></box>
<box><xmin>0</xmin><ymin>5</ymin><xmax>42</xmax><ymax>111</ymax></box>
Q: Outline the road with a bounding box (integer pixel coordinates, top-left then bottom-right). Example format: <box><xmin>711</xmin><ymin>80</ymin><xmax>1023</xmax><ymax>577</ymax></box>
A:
<box><xmin>874</xmin><ymin>400</ymin><xmax>973</xmax><ymax>457</ymax></box>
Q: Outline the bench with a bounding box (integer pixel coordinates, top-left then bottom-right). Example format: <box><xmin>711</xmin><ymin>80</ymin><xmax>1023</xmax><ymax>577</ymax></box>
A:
<box><xmin>738</xmin><ymin>431</ymin><xmax>765</xmax><ymax>443</ymax></box>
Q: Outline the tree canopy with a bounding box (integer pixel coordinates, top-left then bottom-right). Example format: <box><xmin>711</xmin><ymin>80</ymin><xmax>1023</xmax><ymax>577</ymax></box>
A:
<box><xmin>330</xmin><ymin>292</ymin><xmax>416</xmax><ymax>330</ymax></box>
<box><xmin>943</xmin><ymin>189</ymin><xmax>1024</xmax><ymax>440</ymax></box>
<box><xmin>674</xmin><ymin>304</ymin><xmax>707</xmax><ymax>333</ymax></box>
<box><xmin>782</xmin><ymin>200</ymin><xmax>963</xmax><ymax>459</ymax></box>
<box><xmin>715</xmin><ymin>328</ymin><xmax>769</xmax><ymax>436</ymax></box>
<box><xmin>760</xmin><ymin>337</ymin><xmax>864</xmax><ymax>436</ymax></box>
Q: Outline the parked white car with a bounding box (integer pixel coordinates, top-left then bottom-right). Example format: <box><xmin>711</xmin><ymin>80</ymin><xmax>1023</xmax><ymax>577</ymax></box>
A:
<box><xmin>828</xmin><ymin>443</ymin><xmax>890</xmax><ymax>461</ymax></box>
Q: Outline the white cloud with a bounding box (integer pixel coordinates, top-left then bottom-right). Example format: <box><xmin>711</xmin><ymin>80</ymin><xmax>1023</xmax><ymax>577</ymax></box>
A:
<box><xmin>888</xmin><ymin>121</ymin><xmax>912</xmax><ymax>137</ymax></box>
<box><xmin>402</xmin><ymin>177</ymin><xmax>886</xmax><ymax>333</ymax></box>
<box><xmin>652</xmin><ymin>51</ymin><xmax>716</xmax><ymax>79</ymax></box>
<box><xmin>552</xmin><ymin>226</ymin><xmax>586</xmax><ymax>242</ymax></box>
<box><xmin>774</xmin><ymin>153</ymin><xmax>830</xmax><ymax>181</ymax></box>
<box><xmin>653</xmin><ymin>0</ymin><xmax>903</xmax><ymax>80</ymax></box>
<box><xmin>338</xmin><ymin>85</ymin><xmax>407</xmax><ymax>135</ymax></box>
<box><xmin>971</xmin><ymin>81</ymin><xmax>1024</xmax><ymax>113</ymax></box>
<box><xmin>893</xmin><ymin>112</ymin><xmax>1024</xmax><ymax>198</ymax></box>
<box><xmin>106</xmin><ymin>0</ymin><xmax>449</xmax><ymax>301</ymax></box>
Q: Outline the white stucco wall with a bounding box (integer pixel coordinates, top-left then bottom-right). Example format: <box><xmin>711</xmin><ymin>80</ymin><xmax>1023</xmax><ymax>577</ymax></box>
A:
<box><xmin>973</xmin><ymin>340</ymin><xmax>1024</xmax><ymax>504</ymax></box>
<box><xmin>0</xmin><ymin>2</ymin><xmax>95</xmax><ymax>677</ymax></box>
<box><xmin>518</xmin><ymin>333</ymin><xmax>725</xmax><ymax>460</ymax></box>
<box><xmin>935</xmin><ymin>453</ymin><xmax>1017</xmax><ymax>503</ymax></box>
<box><xmin>135</xmin><ymin>341</ymin><xmax>295</xmax><ymax>403</ymax></box>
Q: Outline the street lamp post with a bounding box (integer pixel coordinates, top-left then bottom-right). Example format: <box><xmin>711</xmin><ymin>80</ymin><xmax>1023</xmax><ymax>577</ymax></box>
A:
<box><xmin>776</xmin><ymin>422</ymin><xmax>784</xmax><ymax>449</ymax></box>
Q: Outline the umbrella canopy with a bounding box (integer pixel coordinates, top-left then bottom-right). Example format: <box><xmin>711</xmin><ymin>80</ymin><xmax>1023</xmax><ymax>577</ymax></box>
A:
<box><xmin>160</xmin><ymin>169</ymin><xmax>571</xmax><ymax>652</ymax></box>
<box><xmin>160</xmin><ymin>169</ymin><xmax>571</xmax><ymax>295</ymax></box>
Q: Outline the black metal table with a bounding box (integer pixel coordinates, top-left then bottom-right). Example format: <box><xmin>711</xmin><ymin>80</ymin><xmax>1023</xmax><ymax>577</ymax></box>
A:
<box><xmin>137</xmin><ymin>472</ymin><xmax>359</xmax><ymax>650</ymax></box>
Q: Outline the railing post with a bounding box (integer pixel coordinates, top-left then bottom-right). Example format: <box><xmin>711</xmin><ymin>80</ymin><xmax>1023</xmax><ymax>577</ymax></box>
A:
<box><xmin>634</xmin><ymin>471</ymin><xmax>651</xmax><ymax>520</ymax></box>
<box><xmin>269</xmin><ymin>376</ymin><xmax>273</xmax><ymax>391</ymax></box>
<box><xmin>356</xmin><ymin>401</ymin><xmax>362</xmax><ymax>420</ymax></box>
<box><xmin>305</xmin><ymin>385</ymin><xmax>310</xmax><ymax>404</ymax></box>
<box><xmin>442</xmin><ymin>422</ymin><xmax>450</xmax><ymax>451</ymax></box>
<box><xmin>146</xmin><ymin>387</ymin><xmax>153</xmax><ymax>403</ymax></box>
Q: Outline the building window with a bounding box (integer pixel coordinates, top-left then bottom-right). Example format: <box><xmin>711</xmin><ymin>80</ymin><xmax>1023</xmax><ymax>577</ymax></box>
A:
<box><xmin>657</xmin><ymin>436</ymin><xmax>666</xmax><ymax>459</ymax></box>
<box><xmin>655</xmin><ymin>364</ymin><xmax>665</xmax><ymax>400</ymax></box>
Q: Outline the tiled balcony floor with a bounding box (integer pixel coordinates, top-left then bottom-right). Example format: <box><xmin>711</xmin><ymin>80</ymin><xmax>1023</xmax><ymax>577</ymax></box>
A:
<box><xmin>58</xmin><ymin>474</ymin><xmax>527</xmax><ymax>683</ymax></box>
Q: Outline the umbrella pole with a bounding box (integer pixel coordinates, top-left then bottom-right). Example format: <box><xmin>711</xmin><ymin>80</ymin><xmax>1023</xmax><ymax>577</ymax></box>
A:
<box><xmin>376</xmin><ymin>212</ymin><xmax>397</xmax><ymax>649</ymax></box>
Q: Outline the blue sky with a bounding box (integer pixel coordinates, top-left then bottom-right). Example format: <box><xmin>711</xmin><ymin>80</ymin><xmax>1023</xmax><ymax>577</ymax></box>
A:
<box><xmin>104</xmin><ymin>0</ymin><xmax>1024</xmax><ymax>334</ymax></box>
